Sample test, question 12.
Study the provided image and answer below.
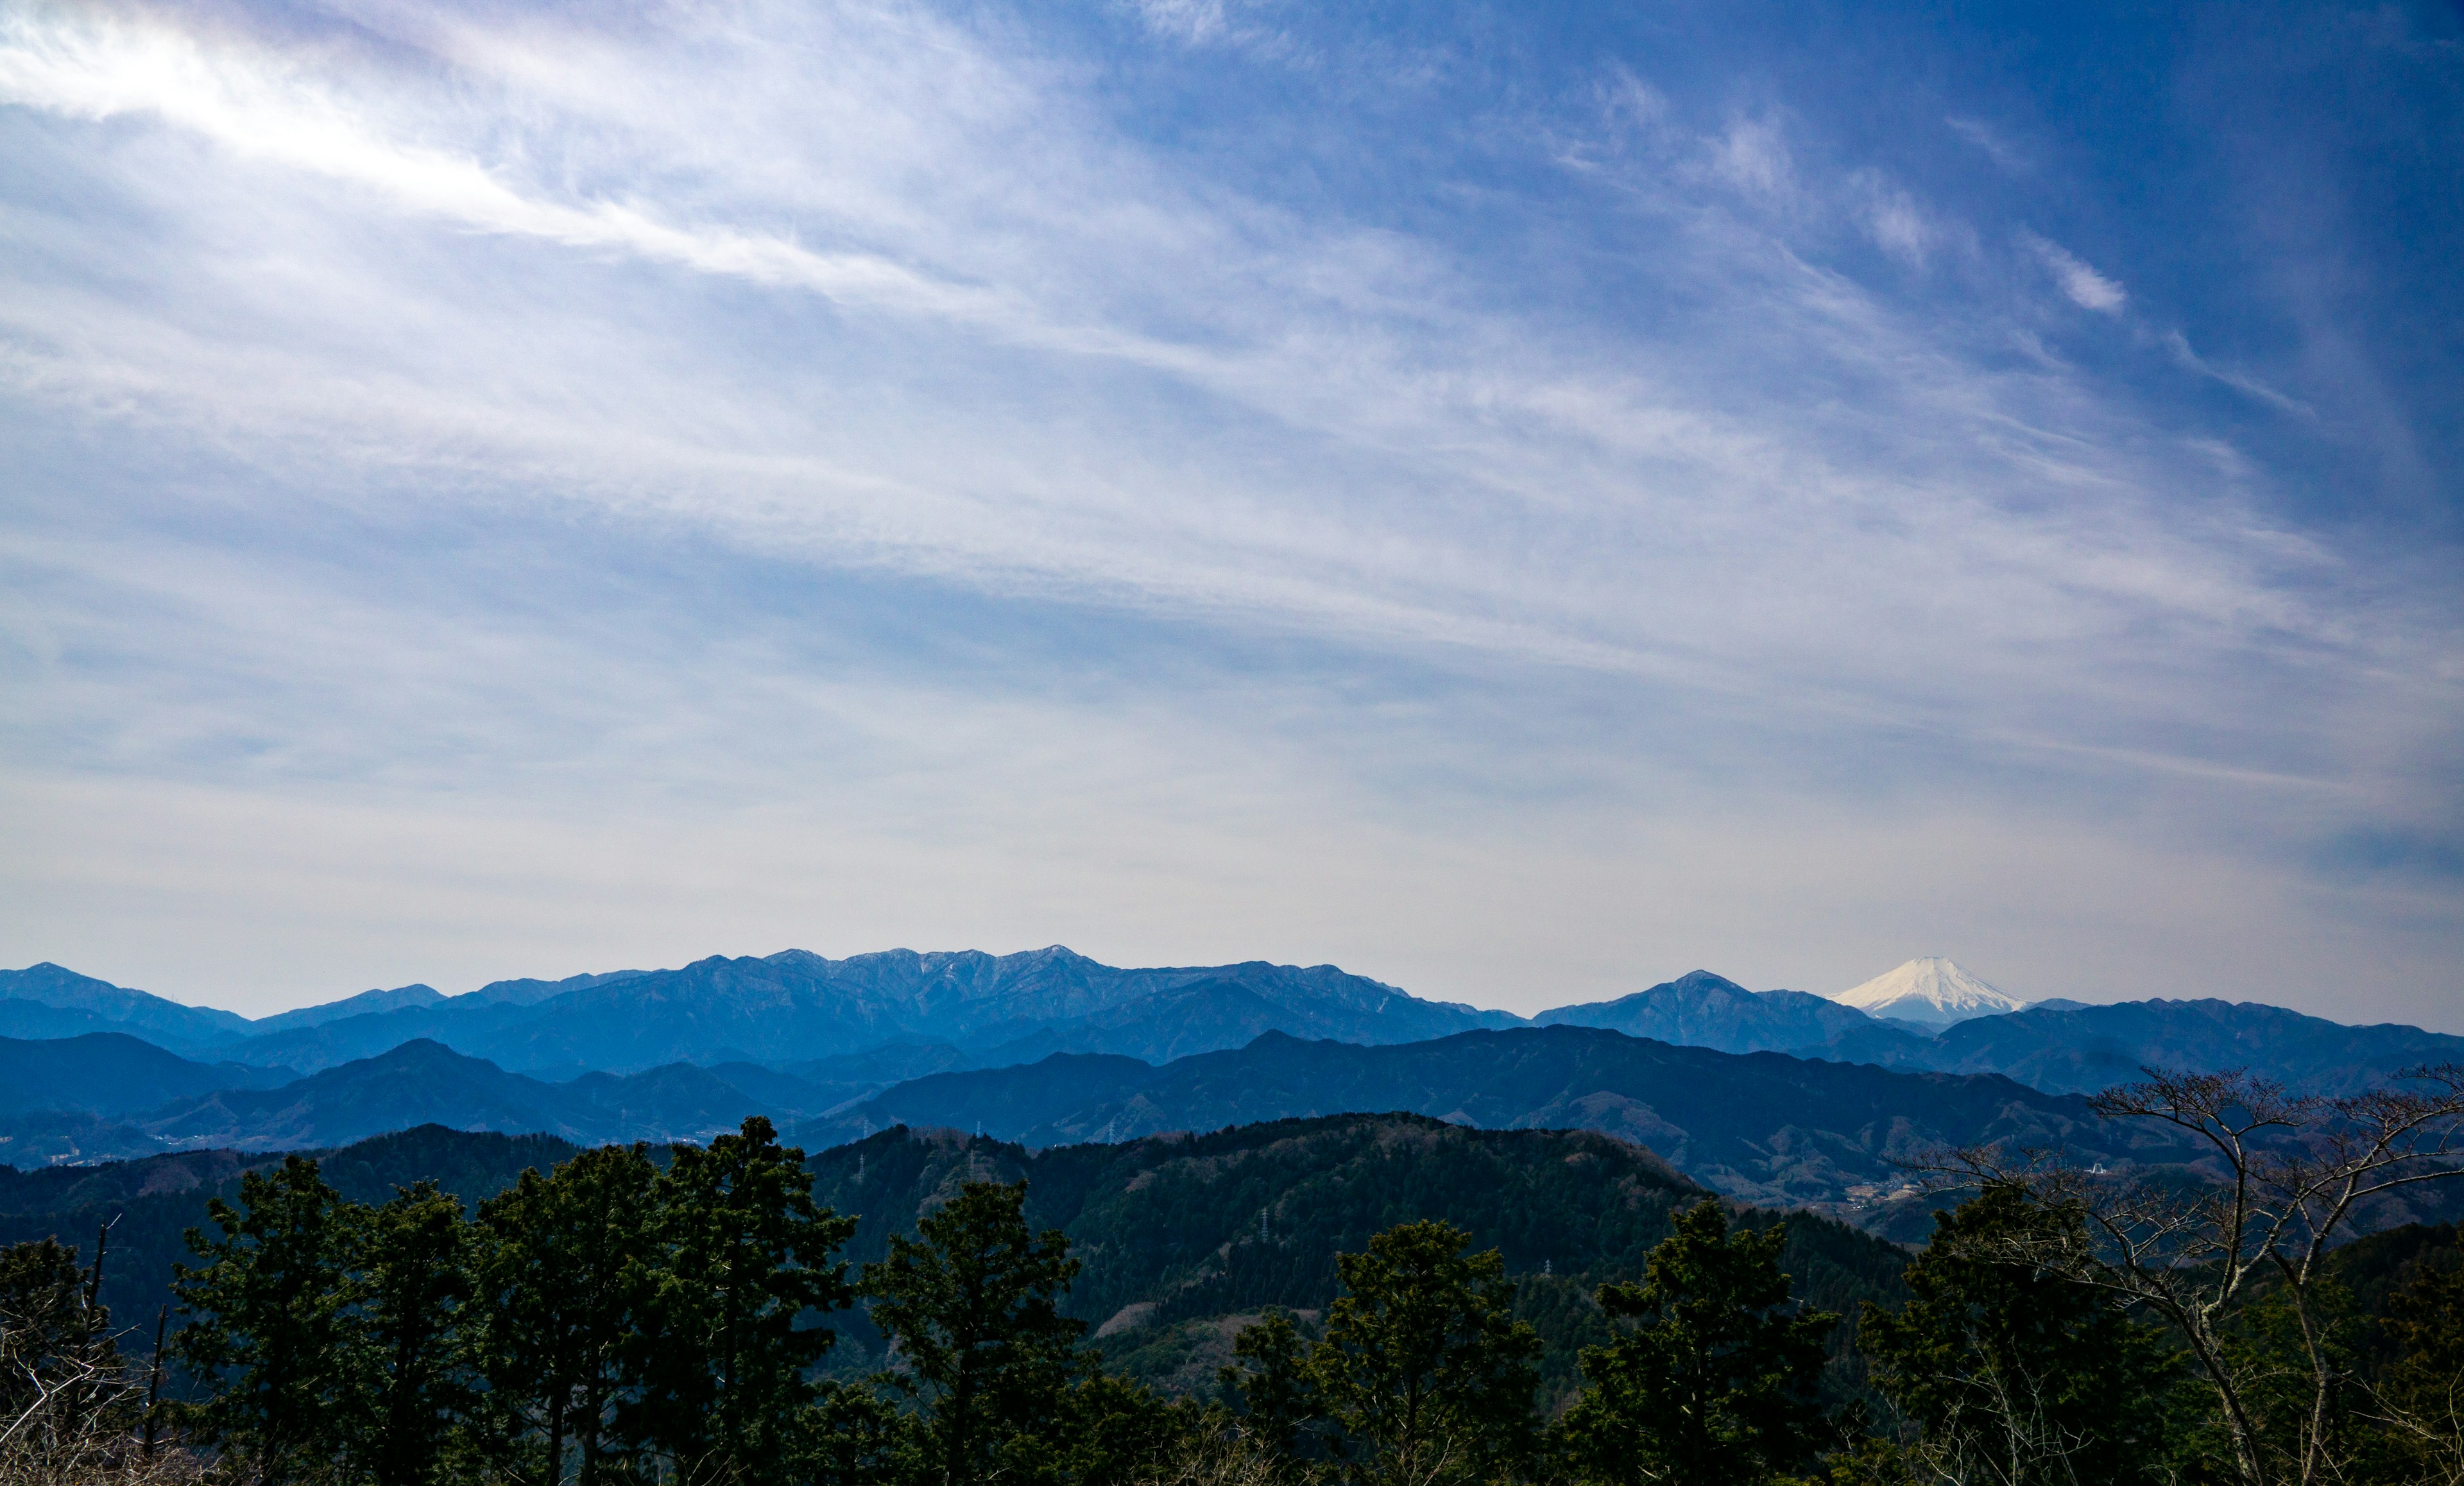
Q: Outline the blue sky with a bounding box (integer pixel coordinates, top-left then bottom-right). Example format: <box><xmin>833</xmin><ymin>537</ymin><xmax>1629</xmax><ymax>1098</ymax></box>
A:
<box><xmin>1</xmin><ymin>0</ymin><xmax>2458</xmax><ymax>1025</ymax></box>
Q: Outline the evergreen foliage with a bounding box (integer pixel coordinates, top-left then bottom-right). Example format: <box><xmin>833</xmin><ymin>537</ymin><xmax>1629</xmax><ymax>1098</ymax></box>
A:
<box><xmin>473</xmin><ymin>1142</ymin><xmax>658</xmax><ymax>1483</ymax></box>
<box><xmin>1554</xmin><ymin>1199</ymin><xmax>1837</xmax><ymax>1485</ymax></box>
<box><xmin>2372</xmin><ymin>1249</ymin><xmax>2464</xmax><ymax>1480</ymax></box>
<box><xmin>346</xmin><ymin>1182</ymin><xmax>477</xmax><ymax>1486</ymax></box>
<box><xmin>635</xmin><ymin>1118</ymin><xmax>857</xmax><ymax>1483</ymax></box>
<box><xmin>169</xmin><ymin>1156</ymin><xmax>362</xmax><ymax>1484</ymax></box>
<box><xmin>4</xmin><ymin>1113</ymin><xmax>2461</xmax><ymax>1485</ymax></box>
<box><xmin>862</xmin><ymin>1180</ymin><xmax>1091</xmax><ymax>1486</ymax></box>
<box><xmin>1854</xmin><ymin>1186</ymin><xmax>2178</xmax><ymax>1485</ymax></box>
<box><xmin>1240</xmin><ymin>1219</ymin><xmax>1543</xmax><ymax>1486</ymax></box>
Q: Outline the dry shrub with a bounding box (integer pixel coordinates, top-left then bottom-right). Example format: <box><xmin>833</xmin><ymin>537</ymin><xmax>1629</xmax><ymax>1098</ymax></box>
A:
<box><xmin>1138</xmin><ymin>1421</ymin><xmax>1305</xmax><ymax>1486</ymax></box>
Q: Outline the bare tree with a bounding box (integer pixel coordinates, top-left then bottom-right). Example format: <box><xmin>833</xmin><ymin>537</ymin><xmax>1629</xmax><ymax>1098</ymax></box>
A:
<box><xmin>1139</xmin><ymin>1419</ymin><xmax>1316</xmax><ymax>1486</ymax></box>
<box><xmin>1912</xmin><ymin>1363</ymin><xmax>2100</xmax><ymax>1486</ymax></box>
<box><xmin>0</xmin><ymin>1311</ymin><xmax>202</xmax><ymax>1486</ymax></box>
<box><xmin>1922</xmin><ymin>1064</ymin><xmax>2464</xmax><ymax>1486</ymax></box>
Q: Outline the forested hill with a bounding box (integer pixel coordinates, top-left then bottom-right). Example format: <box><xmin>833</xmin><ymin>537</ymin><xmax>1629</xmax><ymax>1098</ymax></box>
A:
<box><xmin>0</xmin><ymin>1116</ymin><xmax>1909</xmax><ymax>1403</ymax></box>
<box><xmin>0</xmin><ymin>1126</ymin><xmax>579</xmax><ymax>1335</ymax></box>
<box><xmin>804</xmin><ymin>1114</ymin><xmax>1912</xmax><ymax>1400</ymax></box>
<box><xmin>792</xmin><ymin>1026</ymin><xmax>2215</xmax><ymax>1215</ymax></box>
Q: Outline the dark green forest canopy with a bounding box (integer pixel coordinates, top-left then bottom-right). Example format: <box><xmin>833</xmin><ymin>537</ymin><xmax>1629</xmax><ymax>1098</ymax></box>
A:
<box><xmin>1</xmin><ymin>1116</ymin><xmax>1910</xmax><ymax>1400</ymax></box>
<box><xmin>783</xmin><ymin>1115</ymin><xmax>1913</xmax><ymax>1399</ymax></box>
<box><xmin>11</xmin><ymin>1111</ymin><xmax>2464</xmax><ymax>1486</ymax></box>
<box><xmin>0</xmin><ymin>1127</ymin><xmax>579</xmax><ymax>1331</ymax></box>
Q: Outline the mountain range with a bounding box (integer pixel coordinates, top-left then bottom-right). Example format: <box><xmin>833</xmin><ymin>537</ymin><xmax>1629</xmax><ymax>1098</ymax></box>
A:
<box><xmin>6</xmin><ymin>953</ymin><xmax>2463</xmax><ymax>1191</ymax></box>
<box><xmin>0</xmin><ymin>1016</ymin><xmax>2252</xmax><ymax>1224</ymax></box>
<box><xmin>0</xmin><ymin>950</ymin><xmax>1518</xmax><ymax>1075</ymax></box>
<box><xmin>788</xmin><ymin>1026</ymin><xmax>2221</xmax><ymax>1215</ymax></box>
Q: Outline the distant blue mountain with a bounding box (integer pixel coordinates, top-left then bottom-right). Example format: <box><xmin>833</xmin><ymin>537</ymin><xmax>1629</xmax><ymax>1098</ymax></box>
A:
<box><xmin>1912</xmin><ymin>998</ymin><xmax>2464</xmax><ymax>1095</ymax></box>
<box><xmin>0</xmin><ymin>1032</ymin><xmax>290</xmax><ymax>1119</ymax></box>
<box><xmin>0</xmin><ymin>1039</ymin><xmax>835</xmax><ymax>1161</ymax></box>
<box><xmin>1534</xmin><ymin>969</ymin><xmax>1924</xmax><ymax>1057</ymax></box>
<box><xmin>12</xmin><ymin>955</ymin><xmax>2461</xmax><ymax>1104</ymax></box>
<box><xmin>0</xmin><ymin>963</ymin><xmax>252</xmax><ymax>1054</ymax></box>
<box><xmin>245</xmin><ymin>983</ymin><xmax>447</xmax><ymax>1033</ymax></box>
<box><xmin>13</xmin><ymin>948</ymin><xmax>1520</xmax><ymax>1076</ymax></box>
<box><xmin>790</xmin><ymin>1027</ymin><xmax>2211</xmax><ymax>1213</ymax></box>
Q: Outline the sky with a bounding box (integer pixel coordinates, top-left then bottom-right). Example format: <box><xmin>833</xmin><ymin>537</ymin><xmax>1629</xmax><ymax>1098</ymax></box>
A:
<box><xmin>1</xmin><ymin>0</ymin><xmax>2460</xmax><ymax>1027</ymax></box>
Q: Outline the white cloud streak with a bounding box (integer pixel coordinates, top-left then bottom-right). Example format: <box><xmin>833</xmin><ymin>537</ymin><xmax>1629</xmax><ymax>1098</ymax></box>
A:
<box><xmin>2023</xmin><ymin>230</ymin><xmax>2128</xmax><ymax>312</ymax></box>
<box><xmin>0</xmin><ymin>0</ymin><xmax>2456</xmax><ymax>1018</ymax></box>
<box><xmin>0</xmin><ymin>2</ymin><xmax>2417</xmax><ymax>757</ymax></box>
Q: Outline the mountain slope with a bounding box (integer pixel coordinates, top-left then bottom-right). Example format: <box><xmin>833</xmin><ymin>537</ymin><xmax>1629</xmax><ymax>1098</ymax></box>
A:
<box><xmin>247</xmin><ymin>984</ymin><xmax>447</xmax><ymax>1033</ymax></box>
<box><xmin>0</xmin><ymin>1034</ymin><xmax>291</xmax><ymax>1118</ymax></box>
<box><xmin>1831</xmin><ymin>958</ymin><xmax>2027</xmax><ymax>1027</ymax></box>
<box><xmin>0</xmin><ymin>1041</ymin><xmax>792</xmax><ymax>1158</ymax></box>
<box><xmin>134</xmin><ymin>1040</ymin><xmax>606</xmax><ymax>1150</ymax></box>
<box><xmin>0</xmin><ymin>963</ymin><xmax>252</xmax><ymax>1052</ymax></box>
<box><xmin>0</xmin><ymin>1117</ymin><xmax>1907</xmax><ymax>1405</ymax></box>
<box><xmin>1535</xmin><ymin>969</ymin><xmax>1910</xmax><ymax>1055</ymax></box>
<box><xmin>449</xmin><ymin>948</ymin><xmax>1520</xmax><ymax>1072</ymax></box>
<box><xmin>46</xmin><ymin>947</ymin><xmax>1523</xmax><ymax>1077</ymax></box>
<box><xmin>1923</xmin><ymin>998</ymin><xmax>2464</xmax><ymax>1095</ymax></box>
<box><xmin>0</xmin><ymin>1126</ymin><xmax>579</xmax><ymax>1344</ymax></box>
<box><xmin>794</xmin><ymin>1027</ymin><xmax>2209</xmax><ymax>1214</ymax></box>
<box><xmin>807</xmin><ymin>1114</ymin><xmax>1910</xmax><ymax>1400</ymax></box>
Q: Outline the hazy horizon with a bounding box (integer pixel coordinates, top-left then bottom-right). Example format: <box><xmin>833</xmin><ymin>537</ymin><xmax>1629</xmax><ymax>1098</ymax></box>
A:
<box><xmin>4</xmin><ymin>1</ymin><xmax>2458</xmax><ymax>1031</ymax></box>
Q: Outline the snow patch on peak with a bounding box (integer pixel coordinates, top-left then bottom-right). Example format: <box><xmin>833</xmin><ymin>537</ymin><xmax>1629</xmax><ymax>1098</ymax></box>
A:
<box><xmin>1832</xmin><ymin>957</ymin><xmax>2028</xmax><ymax>1027</ymax></box>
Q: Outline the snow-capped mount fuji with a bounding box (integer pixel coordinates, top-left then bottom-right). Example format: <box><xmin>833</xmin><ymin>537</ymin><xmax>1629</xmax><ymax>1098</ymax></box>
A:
<box><xmin>1831</xmin><ymin>957</ymin><xmax>2028</xmax><ymax>1029</ymax></box>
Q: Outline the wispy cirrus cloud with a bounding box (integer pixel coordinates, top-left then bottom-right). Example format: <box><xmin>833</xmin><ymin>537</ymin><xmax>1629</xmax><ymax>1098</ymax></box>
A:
<box><xmin>1946</xmin><ymin>115</ymin><xmax>2030</xmax><ymax>174</ymax></box>
<box><xmin>2023</xmin><ymin>229</ymin><xmax>2128</xmax><ymax>312</ymax></box>
<box><xmin>0</xmin><ymin>0</ymin><xmax>2456</xmax><ymax>1020</ymax></box>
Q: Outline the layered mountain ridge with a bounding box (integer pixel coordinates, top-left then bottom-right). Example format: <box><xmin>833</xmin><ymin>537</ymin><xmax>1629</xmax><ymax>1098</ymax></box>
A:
<box><xmin>0</xmin><ymin>1116</ymin><xmax>1913</xmax><ymax>1403</ymax></box>
<box><xmin>0</xmin><ymin>948</ymin><xmax>1516</xmax><ymax>1075</ymax></box>
<box><xmin>6</xmin><ymin>954</ymin><xmax>2461</xmax><ymax>1183</ymax></box>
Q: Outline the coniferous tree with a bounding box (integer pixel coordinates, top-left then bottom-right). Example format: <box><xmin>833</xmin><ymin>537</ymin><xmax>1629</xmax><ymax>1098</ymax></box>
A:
<box><xmin>860</xmin><ymin>1180</ymin><xmax>1090</xmax><ymax>1486</ymax></box>
<box><xmin>628</xmin><ymin>1116</ymin><xmax>857</xmax><ymax>1485</ymax></box>
<box><xmin>473</xmin><ymin>1144</ymin><xmax>658</xmax><ymax>1486</ymax></box>
<box><xmin>346</xmin><ymin>1181</ymin><xmax>481</xmax><ymax>1486</ymax></box>
<box><xmin>1227</xmin><ymin>1220</ymin><xmax>1541</xmax><ymax>1486</ymax></box>
<box><xmin>1222</xmin><ymin>1309</ymin><xmax>1316</xmax><ymax>1464</ymax></box>
<box><xmin>1856</xmin><ymin>1186</ymin><xmax>2177</xmax><ymax>1486</ymax></box>
<box><xmin>171</xmin><ymin>1156</ymin><xmax>362</xmax><ymax>1486</ymax></box>
<box><xmin>1555</xmin><ymin>1200</ymin><xmax>1836</xmax><ymax>1486</ymax></box>
<box><xmin>1048</xmin><ymin>1372</ymin><xmax>1192</xmax><ymax>1486</ymax></box>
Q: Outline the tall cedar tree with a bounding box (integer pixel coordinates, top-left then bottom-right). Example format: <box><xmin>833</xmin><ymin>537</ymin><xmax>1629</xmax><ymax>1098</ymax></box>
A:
<box><xmin>1222</xmin><ymin>1310</ymin><xmax>1316</xmax><ymax>1463</ymax></box>
<box><xmin>1856</xmin><ymin>1186</ymin><xmax>2177</xmax><ymax>1486</ymax></box>
<box><xmin>1271</xmin><ymin>1219</ymin><xmax>1542</xmax><ymax>1486</ymax></box>
<box><xmin>860</xmin><ymin>1179</ymin><xmax>1090</xmax><ymax>1486</ymax></box>
<box><xmin>1556</xmin><ymin>1199</ymin><xmax>1836</xmax><ymax>1486</ymax></box>
<box><xmin>628</xmin><ymin>1116</ymin><xmax>857</xmax><ymax>1485</ymax></box>
<box><xmin>474</xmin><ymin>1143</ymin><xmax>658</xmax><ymax>1486</ymax></box>
<box><xmin>171</xmin><ymin>1156</ymin><xmax>360</xmax><ymax>1486</ymax></box>
<box><xmin>347</xmin><ymin>1181</ymin><xmax>481</xmax><ymax>1486</ymax></box>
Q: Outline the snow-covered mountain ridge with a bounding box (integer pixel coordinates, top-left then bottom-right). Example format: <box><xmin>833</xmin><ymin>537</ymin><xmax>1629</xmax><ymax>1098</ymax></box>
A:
<box><xmin>1830</xmin><ymin>957</ymin><xmax>2029</xmax><ymax>1027</ymax></box>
